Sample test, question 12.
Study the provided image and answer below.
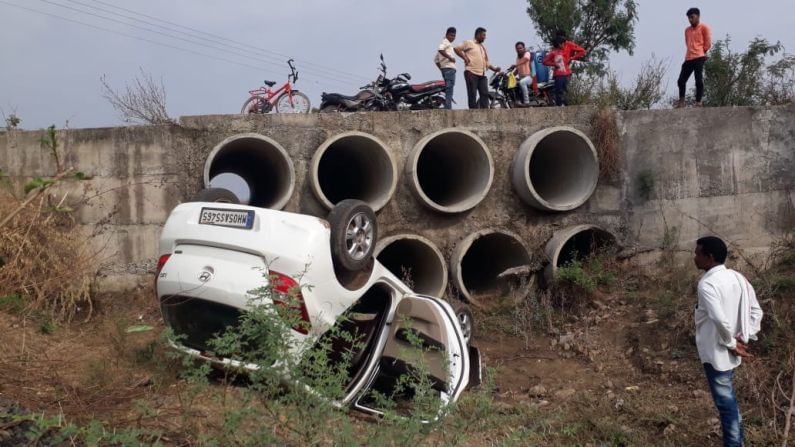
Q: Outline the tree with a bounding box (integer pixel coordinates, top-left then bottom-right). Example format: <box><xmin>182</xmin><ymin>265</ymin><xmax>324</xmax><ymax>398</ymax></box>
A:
<box><xmin>526</xmin><ymin>0</ymin><xmax>638</xmax><ymax>75</ymax></box>
<box><xmin>100</xmin><ymin>68</ymin><xmax>174</xmax><ymax>125</ymax></box>
<box><xmin>1</xmin><ymin>107</ymin><xmax>21</xmax><ymax>132</ymax></box>
<box><xmin>703</xmin><ymin>37</ymin><xmax>795</xmax><ymax>106</ymax></box>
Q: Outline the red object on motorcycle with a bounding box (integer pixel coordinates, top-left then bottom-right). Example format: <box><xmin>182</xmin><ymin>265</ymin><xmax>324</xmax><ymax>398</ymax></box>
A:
<box><xmin>410</xmin><ymin>80</ymin><xmax>446</xmax><ymax>93</ymax></box>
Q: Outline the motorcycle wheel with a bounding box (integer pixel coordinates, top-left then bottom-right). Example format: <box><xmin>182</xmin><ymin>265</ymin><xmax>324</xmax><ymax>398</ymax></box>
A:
<box><xmin>241</xmin><ymin>97</ymin><xmax>270</xmax><ymax>114</ymax></box>
<box><xmin>426</xmin><ymin>95</ymin><xmax>445</xmax><ymax>109</ymax></box>
<box><xmin>275</xmin><ymin>91</ymin><xmax>311</xmax><ymax>113</ymax></box>
<box><xmin>489</xmin><ymin>96</ymin><xmax>510</xmax><ymax>109</ymax></box>
<box><xmin>320</xmin><ymin>104</ymin><xmax>344</xmax><ymax>113</ymax></box>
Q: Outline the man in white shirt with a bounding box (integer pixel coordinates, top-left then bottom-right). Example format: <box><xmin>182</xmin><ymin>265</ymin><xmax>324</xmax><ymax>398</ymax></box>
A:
<box><xmin>693</xmin><ymin>236</ymin><xmax>763</xmax><ymax>447</ymax></box>
<box><xmin>435</xmin><ymin>27</ymin><xmax>457</xmax><ymax>110</ymax></box>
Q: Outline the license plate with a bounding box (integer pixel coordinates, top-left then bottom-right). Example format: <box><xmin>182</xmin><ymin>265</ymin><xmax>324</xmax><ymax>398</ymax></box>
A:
<box><xmin>198</xmin><ymin>208</ymin><xmax>254</xmax><ymax>229</ymax></box>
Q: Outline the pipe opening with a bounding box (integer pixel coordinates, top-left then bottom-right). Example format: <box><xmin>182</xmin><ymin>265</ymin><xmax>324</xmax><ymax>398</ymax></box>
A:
<box><xmin>409</xmin><ymin>130</ymin><xmax>493</xmax><ymax>213</ymax></box>
<box><xmin>512</xmin><ymin>126</ymin><xmax>599</xmax><ymax>211</ymax></box>
<box><xmin>311</xmin><ymin>132</ymin><xmax>396</xmax><ymax>211</ymax></box>
<box><xmin>543</xmin><ymin>225</ymin><xmax>618</xmax><ymax>287</ymax></box>
<box><xmin>376</xmin><ymin>235</ymin><xmax>447</xmax><ymax>297</ymax></box>
<box><xmin>556</xmin><ymin>229</ymin><xmax>615</xmax><ymax>267</ymax></box>
<box><xmin>453</xmin><ymin>230</ymin><xmax>531</xmax><ymax>304</ymax></box>
<box><xmin>204</xmin><ymin>134</ymin><xmax>294</xmax><ymax>209</ymax></box>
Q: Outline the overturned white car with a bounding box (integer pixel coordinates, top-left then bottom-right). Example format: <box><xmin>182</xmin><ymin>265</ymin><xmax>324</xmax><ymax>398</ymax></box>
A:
<box><xmin>155</xmin><ymin>189</ymin><xmax>479</xmax><ymax>421</ymax></box>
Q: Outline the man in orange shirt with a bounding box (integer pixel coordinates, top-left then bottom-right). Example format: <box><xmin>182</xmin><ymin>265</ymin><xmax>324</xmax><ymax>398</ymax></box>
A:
<box><xmin>677</xmin><ymin>7</ymin><xmax>712</xmax><ymax>108</ymax></box>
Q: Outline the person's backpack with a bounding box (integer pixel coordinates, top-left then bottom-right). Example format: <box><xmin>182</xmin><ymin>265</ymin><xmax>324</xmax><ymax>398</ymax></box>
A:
<box><xmin>534</xmin><ymin>50</ymin><xmax>550</xmax><ymax>83</ymax></box>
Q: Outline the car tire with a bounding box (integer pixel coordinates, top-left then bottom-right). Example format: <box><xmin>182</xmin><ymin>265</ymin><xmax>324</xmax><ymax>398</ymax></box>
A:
<box><xmin>328</xmin><ymin>199</ymin><xmax>378</xmax><ymax>272</ymax></box>
<box><xmin>192</xmin><ymin>188</ymin><xmax>240</xmax><ymax>204</ymax></box>
<box><xmin>452</xmin><ymin>301</ymin><xmax>475</xmax><ymax>345</ymax></box>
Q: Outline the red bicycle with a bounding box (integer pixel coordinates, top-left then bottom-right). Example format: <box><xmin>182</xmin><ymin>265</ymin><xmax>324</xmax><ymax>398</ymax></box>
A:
<box><xmin>241</xmin><ymin>59</ymin><xmax>311</xmax><ymax>114</ymax></box>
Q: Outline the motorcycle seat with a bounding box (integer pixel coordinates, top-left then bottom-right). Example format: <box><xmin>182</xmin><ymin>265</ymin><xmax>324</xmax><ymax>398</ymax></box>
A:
<box><xmin>410</xmin><ymin>80</ymin><xmax>446</xmax><ymax>93</ymax></box>
<box><xmin>263</xmin><ymin>80</ymin><xmax>276</xmax><ymax>87</ymax></box>
<box><xmin>537</xmin><ymin>81</ymin><xmax>554</xmax><ymax>89</ymax></box>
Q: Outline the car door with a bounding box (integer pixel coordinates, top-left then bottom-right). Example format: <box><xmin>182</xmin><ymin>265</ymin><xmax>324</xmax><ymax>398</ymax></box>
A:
<box><xmin>351</xmin><ymin>294</ymin><xmax>470</xmax><ymax>422</ymax></box>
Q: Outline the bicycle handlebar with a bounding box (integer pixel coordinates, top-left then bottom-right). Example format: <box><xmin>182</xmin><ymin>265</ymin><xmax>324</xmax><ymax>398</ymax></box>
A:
<box><xmin>287</xmin><ymin>59</ymin><xmax>298</xmax><ymax>83</ymax></box>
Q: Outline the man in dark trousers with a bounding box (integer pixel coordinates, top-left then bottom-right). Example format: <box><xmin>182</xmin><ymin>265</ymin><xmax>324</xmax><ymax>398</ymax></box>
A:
<box><xmin>677</xmin><ymin>7</ymin><xmax>712</xmax><ymax>107</ymax></box>
<box><xmin>455</xmin><ymin>27</ymin><xmax>500</xmax><ymax>109</ymax></box>
<box><xmin>543</xmin><ymin>35</ymin><xmax>586</xmax><ymax>106</ymax></box>
<box><xmin>693</xmin><ymin>236</ymin><xmax>763</xmax><ymax>447</ymax></box>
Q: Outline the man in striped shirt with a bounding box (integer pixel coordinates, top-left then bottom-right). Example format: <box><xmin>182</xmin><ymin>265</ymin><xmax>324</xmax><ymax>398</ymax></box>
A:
<box><xmin>677</xmin><ymin>7</ymin><xmax>712</xmax><ymax>108</ymax></box>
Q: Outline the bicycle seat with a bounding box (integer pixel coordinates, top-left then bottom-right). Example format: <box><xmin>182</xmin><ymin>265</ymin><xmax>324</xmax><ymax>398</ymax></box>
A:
<box><xmin>263</xmin><ymin>80</ymin><xmax>276</xmax><ymax>87</ymax></box>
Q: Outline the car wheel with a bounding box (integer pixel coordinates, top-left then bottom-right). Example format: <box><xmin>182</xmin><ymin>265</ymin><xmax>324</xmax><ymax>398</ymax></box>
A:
<box><xmin>192</xmin><ymin>188</ymin><xmax>240</xmax><ymax>204</ymax></box>
<box><xmin>328</xmin><ymin>199</ymin><xmax>378</xmax><ymax>272</ymax></box>
<box><xmin>452</xmin><ymin>301</ymin><xmax>475</xmax><ymax>345</ymax></box>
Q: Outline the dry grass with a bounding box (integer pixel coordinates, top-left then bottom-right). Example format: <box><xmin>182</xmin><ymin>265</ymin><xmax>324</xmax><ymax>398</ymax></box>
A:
<box><xmin>590</xmin><ymin>107</ymin><xmax>622</xmax><ymax>182</ymax></box>
<box><xmin>0</xmin><ymin>188</ymin><xmax>98</xmax><ymax>321</ymax></box>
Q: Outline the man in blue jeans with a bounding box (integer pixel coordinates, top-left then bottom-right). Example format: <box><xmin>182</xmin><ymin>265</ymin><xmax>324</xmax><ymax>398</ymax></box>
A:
<box><xmin>435</xmin><ymin>27</ymin><xmax>457</xmax><ymax>109</ymax></box>
<box><xmin>693</xmin><ymin>236</ymin><xmax>763</xmax><ymax>447</ymax></box>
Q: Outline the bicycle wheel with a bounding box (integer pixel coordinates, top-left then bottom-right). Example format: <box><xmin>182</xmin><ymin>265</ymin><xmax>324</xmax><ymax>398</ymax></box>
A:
<box><xmin>275</xmin><ymin>91</ymin><xmax>311</xmax><ymax>113</ymax></box>
<box><xmin>241</xmin><ymin>97</ymin><xmax>269</xmax><ymax>114</ymax></box>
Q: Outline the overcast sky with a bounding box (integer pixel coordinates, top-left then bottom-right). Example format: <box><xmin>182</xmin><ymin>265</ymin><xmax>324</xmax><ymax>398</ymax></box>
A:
<box><xmin>1</xmin><ymin>0</ymin><xmax>793</xmax><ymax>130</ymax></box>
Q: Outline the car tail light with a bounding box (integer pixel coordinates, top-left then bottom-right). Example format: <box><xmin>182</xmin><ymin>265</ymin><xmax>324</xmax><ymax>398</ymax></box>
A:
<box><xmin>154</xmin><ymin>254</ymin><xmax>171</xmax><ymax>296</ymax></box>
<box><xmin>270</xmin><ymin>271</ymin><xmax>311</xmax><ymax>335</ymax></box>
<box><xmin>156</xmin><ymin>254</ymin><xmax>171</xmax><ymax>276</ymax></box>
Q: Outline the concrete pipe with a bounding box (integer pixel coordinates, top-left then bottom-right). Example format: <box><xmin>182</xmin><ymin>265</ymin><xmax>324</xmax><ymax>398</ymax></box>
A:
<box><xmin>375</xmin><ymin>234</ymin><xmax>448</xmax><ymax>298</ymax></box>
<box><xmin>407</xmin><ymin>129</ymin><xmax>494</xmax><ymax>213</ymax></box>
<box><xmin>451</xmin><ymin>229</ymin><xmax>532</xmax><ymax>306</ymax></box>
<box><xmin>204</xmin><ymin>133</ymin><xmax>295</xmax><ymax>209</ymax></box>
<box><xmin>511</xmin><ymin>126</ymin><xmax>599</xmax><ymax>212</ymax></box>
<box><xmin>310</xmin><ymin>131</ymin><xmax>397</xmax><ymax>212</ymax></box>
<box><xmin>543</xmin><ymin>224</ymin><xmax>617</xmax><ymax>286</ymax></box>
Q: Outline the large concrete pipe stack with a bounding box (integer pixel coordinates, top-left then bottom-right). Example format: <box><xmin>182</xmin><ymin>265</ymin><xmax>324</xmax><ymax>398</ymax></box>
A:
<box><xmin>6</xmin><ymin>107</ymin><xmax>789</xmax><ymax>293</ymax></box>
<box><xmin>201</xmin><ymin>118</ymin><xmax>616</xmax><ymax>304</ymax></box>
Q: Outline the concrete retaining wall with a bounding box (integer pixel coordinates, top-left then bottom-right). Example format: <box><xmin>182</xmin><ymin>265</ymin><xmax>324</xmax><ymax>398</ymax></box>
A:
<box><xmin>1</xmin><ymin>105</ymin><xmax>793</xmax><ymax>293</ymax></box>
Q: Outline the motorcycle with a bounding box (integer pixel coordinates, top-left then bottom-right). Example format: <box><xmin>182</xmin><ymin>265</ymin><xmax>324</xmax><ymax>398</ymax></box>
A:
<box><xmin>319</xmin><ymin>85</ymin><xmax>385</xmax><ymax>112</ymax></box>
<box><xmin>377</xmin><ymin>55</ymin><xmax>446</xmax><ymax>111</ymax></box>
<box><xmin>319</xmin><ymin>63</ymin><xmax>389</xmax><ymax>112</ymax></box>
<box><xmin>488</xmin><ymin>68</ymin><xmax>555</xmax><ymax>109</ymax></box>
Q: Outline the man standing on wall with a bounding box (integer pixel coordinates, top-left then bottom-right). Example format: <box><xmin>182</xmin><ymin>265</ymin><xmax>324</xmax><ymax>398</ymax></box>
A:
<box><xmin>677</xmin><ymin>7</ymin><xmax>712</xmax><ymax>107</ymax></box>
<box><xmin>543</xmin><ymin>35</ymin><xmax>586</xmax><ymax>106</ymax></box>
<box><xmin>693</xmin><ymin>236</ymin><xmax>763</xmax><ymax>447</ymax></box>
<box><xmin>509</xmin><ymin>41</ymin><xmax>534</xmax><ymax>107</ymax></box>
<box><xmin>455</xmin><ymin>27</ymin><xmax>501</xmax><ymax>109</ymax></box>
<box><xmin>435</xmin><ymin>27</ymin><xmax>458</xmax><ymax>110</ymax></box>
